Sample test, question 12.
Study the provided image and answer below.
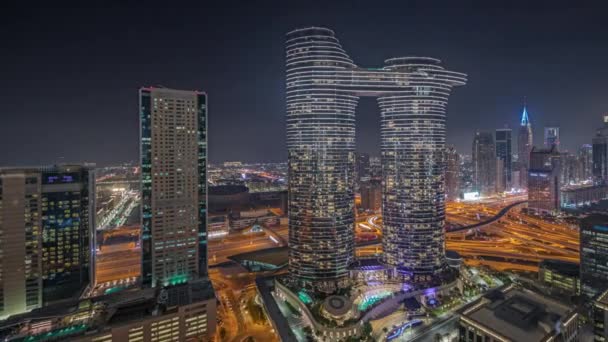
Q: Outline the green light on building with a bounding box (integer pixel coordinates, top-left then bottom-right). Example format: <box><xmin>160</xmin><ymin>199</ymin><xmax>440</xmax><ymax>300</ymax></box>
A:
<box><xmin>297</xmin><ymin>291</ymin><xmax>312</xmax><ymax>305</ymax></box>
<box><xmin>166</xmin><ymin>274</ymin><xmax>189</xmax><ymax>286</ymax></box>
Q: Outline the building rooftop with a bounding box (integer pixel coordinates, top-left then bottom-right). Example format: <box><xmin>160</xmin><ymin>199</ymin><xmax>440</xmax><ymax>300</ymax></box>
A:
<box><xmin>460</xmin><ymin>285</ymin><xmax>576</xmax><ymax>342</ymax></box>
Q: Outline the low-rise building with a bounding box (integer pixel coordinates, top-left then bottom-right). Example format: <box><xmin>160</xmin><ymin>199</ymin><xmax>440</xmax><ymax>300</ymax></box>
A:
<box><xmin>561</xmin><ymin>184</ymin><xmax>608</xmax><ymax>208</ymax></box>
<box><xmin>458</xmin><ymin>285</ymin><xmax>579</xmax><ymax>342</ymax></box>
<box><xmin>538</xmin><ymin>259</ymin><xmax>580</xmax><ymax>296</ymax></box>
<box><xmin>0</xmin><ymin>280</ymin><xmax>216</xmax><ymax>342</ymax></box>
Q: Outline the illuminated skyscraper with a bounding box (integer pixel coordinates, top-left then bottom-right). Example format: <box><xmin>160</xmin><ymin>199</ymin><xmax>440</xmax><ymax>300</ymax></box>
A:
<box><xmin>517</xmin><ymin>105</ymin><xmax>533</xmax><ymax>187</ymax></box>
<box><xmin>286</xmin><ymin>27</ymin><xmax>466</xmax><ymax>288</ymax></box>
<box><xmin>495</xmin><ymin>128</ymin><xmax>512</xmax><ymax>191</ymax></box>
<box><xmin>578</xmin><ymin>144</ymin><xmax>593</xmax><ymax>182</ymax></box>
<box><xmin>472</xmin><ymin>131</ymin><xmax>496</xmax><ymax>195</ymax></box>
<box><xmin>581</xmin><ymin>214</ymin><xmax>608</xmax><ymax>298</ymax></box>
<box><xmin>139</xmin><ymin>87</ymin><xmax>208</xmax><ymax>287</ymax></box>
<box><xmin>0</xmin><ymin>164</ymin><xmax>95</xmax><ymax>318</ymax></box>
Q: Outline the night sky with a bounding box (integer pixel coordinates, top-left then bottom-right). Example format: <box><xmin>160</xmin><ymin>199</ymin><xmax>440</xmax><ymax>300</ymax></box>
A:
<box><xmin>1</xmin><ymin>1</ymin><xmax>607</xmax><ymax>166</ymax></box>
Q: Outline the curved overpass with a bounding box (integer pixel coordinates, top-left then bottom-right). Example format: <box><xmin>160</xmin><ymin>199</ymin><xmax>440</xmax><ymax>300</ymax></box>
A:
<box><xmin>447</xmin><ymin>200</ymin><xmax>527</xmax><ymax>233</ymax></box>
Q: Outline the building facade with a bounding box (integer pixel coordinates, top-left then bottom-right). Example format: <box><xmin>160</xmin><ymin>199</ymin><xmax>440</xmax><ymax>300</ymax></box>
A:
<box><xmin>593</xmin><ymin>115</ymin><xmax>608</xmax><ymax>185</ymax></box>
<box><xmin>578</xmin><ymin>144</ymin><xmax>593</xmax><ymax>182</ymax></box>
<box><xmin>472</xmin><ymin>131</ymin><xmax>496</xmax><ymax>195</ymax></box>
<box><xmin>139</xmin><ymin>87</ymin><xmax>208</xmax><ymax>288</ymax></box>
<box><xmin>594</xmin><ymin>288</ymin><xmax>608</xmax><ymax>341</ymax></box>
<box><xmin>517</xmin><ymin>106</ymin><xmax>533</xmax><ymax>188</ymax></box>
<box><xmin>528</xmin><ymin>146</ymin><xmax>561</xmax><ymax>215</ymax></box>
<box><xmin>0</xmin><ymin>165</ymin><xmax>95</xmax><ymax>319</ymax></box>
<box><xmin>495</xmin><ymin>128</ymin><xmax>512</xmax><ymax>191</ymax></box>
<box><xmin>458</xmin><ymin>286</ymin><xmax>579</xmax><ymax>342</ymax></box>
<box><xmin>445</xmin><ymin>146</ymin><xmax>460</xmax><ymax>201</ymax></box>
<box><xmin>544</xmin><ymin>126</ymin><xmax>560</xmax><ymax>149</ymax></box>
<box><xmin>580</xmin><ymin>214</ymin><xmax>608</xmax><ymax>298</ymax></box>
<box><xmin>285</xmin><ymin>27</ymin><xmax>466</xmax><ymax>288</ymax></box>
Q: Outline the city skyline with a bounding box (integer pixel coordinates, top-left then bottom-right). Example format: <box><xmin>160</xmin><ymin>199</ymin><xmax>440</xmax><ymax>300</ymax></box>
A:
<box><xmin>1</xmin><ymin>1</ymin><xmax>607</xmax><ymax>166</ymax></box>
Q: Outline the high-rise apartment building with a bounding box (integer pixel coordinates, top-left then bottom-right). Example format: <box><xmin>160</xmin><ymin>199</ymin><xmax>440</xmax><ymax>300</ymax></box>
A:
<box><xmin>593</xmin><ymin>115</ymin><xmax>608</xmax><ymax>185</ymax></box>
<box><xmin>0</xmin><ymin>165</ymin><xmax>94</xmax><ymax>319</ymax></box>
<box><xmin>581</xmin><ymin>214</ymin><xmax>608</xmax><ymax>298</ymax></box>
<box><xmin>139</xmin><ymin>87</ymin><xmax>208</xmax><ymax>288</ymax></box>
<box><xmin>472</xmin><ymin>131</ymin><xmax>496</xmax><ymax>195</ymax></box>
<box><xmin>517</xmin><ymin>106</ymin><xmax>533</xmax><ymax>188</ymax></box>
<box><xmin>495</xmin><ymin>128</ymin><xmax>512</xmax><ymax>191</ymax></box>
<box><xmin>286</xmin><ymin>27</ymin><xmax>466</xmax><ymax>288</ymax></box>
<box><xmin>528</xmin><ymin>146</ymin><xmax>561</xmax><ymax>215</ymax></box>
<box><xmin>445</xmin><ymin>146</ymin><xmax>460</xmax><ymax>200</ymax></box>
<box><xmin>544</xmin><ymin>126</ymin><xmax>560</xmax><ymax>150</ymax></box>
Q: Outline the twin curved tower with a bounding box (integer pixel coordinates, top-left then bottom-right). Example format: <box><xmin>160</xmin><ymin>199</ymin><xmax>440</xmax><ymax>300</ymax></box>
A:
<box><xmin>286</xmin><ymin>27</ymin><xmax>466</xmax><ymax>288</ymax></box>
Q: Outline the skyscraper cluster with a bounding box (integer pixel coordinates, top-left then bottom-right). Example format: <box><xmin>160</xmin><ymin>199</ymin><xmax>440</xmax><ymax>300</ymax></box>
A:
<box><xmin>286</xmin><ymin>27</ymin><xmax>466</xmax><ymax>288</ymax></box>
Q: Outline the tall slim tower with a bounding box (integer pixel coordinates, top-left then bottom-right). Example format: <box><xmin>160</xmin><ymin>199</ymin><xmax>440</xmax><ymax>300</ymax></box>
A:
<box><xmin>517</xmin><ymin>105</ymin><xmax>533</xmax><ymax>187</ymax></box>
<box><xmin>495</xmin><ymin>128</ymin><xmax>512</xmax><ymax>191</ymax></box>
<box><xmin>445</xmin><ymin>146</ymin><xmax>461</xmax><ymax>201</ymax></box>
<box><xmin>472</xmin><ymin>131</ymin><xmax>496</xmax><ymax>195</ymax></box>
<box><xmin>140</xmin><ymin>87</ymin><xmax>208</xmax><ymax>288</ymax></box>
<box><xmin>286</xmin><ymin>27</ymin><xmax>466</xmax><ymax>288</ymax></box>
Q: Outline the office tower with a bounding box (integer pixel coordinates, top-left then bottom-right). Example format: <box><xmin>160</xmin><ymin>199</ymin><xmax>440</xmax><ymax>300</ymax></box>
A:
<box><xmin>578</xmin><ymin>144</ymin><xmax>593</xmax><ymax>182</ymax></box>
<box><xmin>355</xmin><ymin>152</ymin><xmax>370</xmax><ymax>184</ymax></box>
<box><xmin>445</xmin><ymin>146</ymin><xmax>460</xmax><ymax>200</ymax></box>
<box><xmin>139</xmin><ymin>87</ymin><xmax>208</xmax><ymax>288</ymax></box>
<box><xmin>593</xmin><ymin>115</ymin><xmax>608</xmax><ymax>185</ymax></box>
<box><xmin>517</xmin><ymin>105</ymin><xmax>533</xmax><ymax>187</ymax></box>
<box><xmin>580</xmin><ymin>214</ymin><xmax>608</xmax><ymax>298</ymax></box>
<box><xmin>544</xmin><ymin>126</ymin><xmax>560</xmax><ymax>150</ymax></box>
<box><xmin>39</xmin><ymin>165</ymin><xmax>95</xmax><ymax>303</ymax></box>
<box><xmin>360</xmin><ymin>180</ymin><xmax>381</xmax><ymax>211</ymax></box>
<box><xmin>286</xmin><ymin>27</ymin><xmax>466</xmax><ymax>288</ymax></box>
<box><xmin>472</xmin><ymin>131</ymin><xmax>496</xmax><ymax>195</ymax></box>
<box><xmin>528</xmin><ymin>146</ymin><xmax>561</xmax><ymax>215</ymax></box>
<box><xmin>0</xmin><ymin>165</ymin><xmax>94</xmax><ymax>319</ymax></box>
<box><xmin>495</xmin><ymin>128</ymin><xmax>512</xmax><ymax>190</ymax></box>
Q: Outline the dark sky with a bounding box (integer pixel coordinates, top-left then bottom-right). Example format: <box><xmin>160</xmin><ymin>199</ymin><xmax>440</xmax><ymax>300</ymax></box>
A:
<box><xmin>1</xmin><ymin>1</ymin><xmax>607</xmax><ymax>166</ymax></box>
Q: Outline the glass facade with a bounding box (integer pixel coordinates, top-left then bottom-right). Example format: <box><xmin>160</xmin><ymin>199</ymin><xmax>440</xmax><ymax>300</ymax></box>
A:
<box><xmin>285</xmin><ymin>27</ymin><xmax>466</xmax><ymax>288</ymax></box>
<box><xmin>40</xmin><ymin>166</ymin><xmax>94</xmax><ymax>303</ymax></box>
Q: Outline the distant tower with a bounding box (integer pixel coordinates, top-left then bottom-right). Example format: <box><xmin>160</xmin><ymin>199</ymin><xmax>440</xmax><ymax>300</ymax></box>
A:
<box><xmin>593</xmin><ymin>115</ymin><xmax>608</xmax><ymax>185</ymax></box>
<box><xmin>517</xmin><ymin>105</ymin><xmax>533</xmax><ymax>188</ymax></box>
<box><xmin>528</xmin><ymin>146</ymin><xmax>561</xmax><ymax>215</ymax></box>
<box><xmin>544</xmin><ymin>127</ymin><xmax>560</xmax><ymax>150</ymax></box>
<box><xmin>472</xmin><ymin>131</ymin><xmax>496</xmax><ymax>195</ymax></box>
<box><xmin>495</xmin><ymin>128</ymin><xmax>512</xmax><ymax>191</ymax></box>
<box><xmin>445</xmin><ymin>146</ymin><xmax>460</xmax><ymax>200</ymax></box>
